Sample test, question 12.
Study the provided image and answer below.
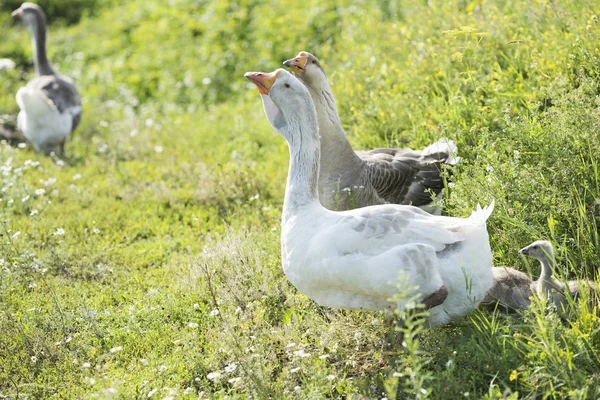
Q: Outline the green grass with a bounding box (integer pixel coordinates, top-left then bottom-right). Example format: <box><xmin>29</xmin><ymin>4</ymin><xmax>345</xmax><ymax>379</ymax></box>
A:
<box><xmin>1</xmin><ymin>0</ymin><xmax>600</xmax><ymax>398</ymax></box>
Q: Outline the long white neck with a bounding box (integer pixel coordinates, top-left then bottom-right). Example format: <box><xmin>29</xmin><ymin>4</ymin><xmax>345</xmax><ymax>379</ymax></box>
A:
<box><xmin>539</xmin><ymin>255</ymin><xmax>555</xmax><ymax>281</ymax></box>
<box><xmin>537</xmin><ymin>255</ymin><xmax>557</xmax><ymax>296</ymax></box>
<box><xmin>281</xmin><ymin>116</ymin><xmax>321</xmax><ymax>224</ymax></box>
<box><xmin>29</xmin><ymin>20</ymin><xmax>54</xmax><ymax>76</ymax></box>
<box><xmin>305</xmin><ymin>79</ymin><xmax>363</xmax><ymax>171</ymax></box>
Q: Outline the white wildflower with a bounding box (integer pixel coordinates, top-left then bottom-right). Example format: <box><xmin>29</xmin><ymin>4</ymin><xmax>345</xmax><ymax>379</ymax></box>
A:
<box><xmin>290</xmin><ymin>367</ymin><xmax>300</xmax><ymax>373</ymax></box>
<box><xmin>82</xmin><ymin>362</ymin><xmax>91</xmax><ymax>368</ymax></box>
<box><xmin>207</xmin><ymin>371</ymin><xmax>222</xmax><ymax>381</ymax></box>
<box><xmin>193</xmin><ymin>303</ymin><xmax>200</xmax><ymax>309</ymax></box>
<box><xmin>293</xmin><ymin>349</ymin><xmax>311</xmax><ymax>358</ymax></box>
<box><xmin>93</xmin><ymin>227</ymin><xmax>101</xmax><ymax>234</ymax></box>
<box><xmin>30</xmin><ymin>209</ymin><xmax>38</xmax><ymax>216</ymax></box>
<box><xmin>55</xmin><ymin>160</ymin><xmax>65</xmax><ymax>167</ymax></box>
<box><xmin>31</xmin><ymin>356</ymin><xmax>37</xmax><ymax>363</ymax></box>
<box><xmin>154</xmin><ymin>146</ymin><xmax>163</xmax><ymax>153</ymax></box>
<box><xmin>485</xmin><ymin>165</ymin><xmax>494</xmax><ymax>174</ymax></box>
<box><xmin>54</xmin><ymin>228</ymin><xmax>65</xmax><ymax>236</ymax></box>
<box><xmin>110</xmin><ymin>346</ymin><xmax>123</xmax><ymax>353</ymax></box>
<box><xmin>21</xmin><ymin>195</ymin><xmax>30</xmax><ymax>202</ymax></box>
<box><xmin>224</xmin><ymin>363</ymin><xmax>237</xmax><ymax>373</ymax></box>
<box><xmin>326</xmin><ymin>374</ymin><xmax>336</xmax><ymax>381</ymax></box>
<box><xmin>12</xmin><ymin>231</ymin><xmax>20</xmax><ymax>239</ymax></box>
<box><xmin>209</xmin><ymin>309</ymin><xmax>219</xmax><ymax>317</ymax></box>
<box><xmin>72</xmin><ymin>174</ymin><xmax>81</xmax><ymax>180</ymax></box>
<box><xmin>188</xmin><ymin>322</ymin><xmax>199</xmax><ymax>328</ymax></box>
<box><xmin>147</xmin><ymin>388</ymin><xmax>158</xmax><ymax>398</ymax></box>
<box><xmin>158</xmin><ymin>365</ymin><xmax>168</xmax><ymax>372</ymax></box>
<box><xmin>99</xmin><ymin>121</ymin><xmax>109</xmax><ymax>127</ymax></box>
<box><xmin>202</xmin><ymin>77</ymin><xmax>211</xmax><ymax>85</ymax></box>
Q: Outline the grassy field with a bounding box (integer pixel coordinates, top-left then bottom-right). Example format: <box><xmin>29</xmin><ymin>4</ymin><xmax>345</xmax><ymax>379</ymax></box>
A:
<box><xmin>1</xmin><ymin>0</ymin><xmax>599</xmax><ymax>398</ymax></box>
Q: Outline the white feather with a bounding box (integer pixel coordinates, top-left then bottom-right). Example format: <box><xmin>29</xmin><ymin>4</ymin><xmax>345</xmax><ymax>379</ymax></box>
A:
<box><xmin>16</xmin><ymin>86</ymin><xmax>73</xmax><ymax>152</ymax></box>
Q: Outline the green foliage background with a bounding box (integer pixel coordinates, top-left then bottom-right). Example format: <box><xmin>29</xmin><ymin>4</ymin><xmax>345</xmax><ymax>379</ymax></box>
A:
<box><xmin>0</xmin><ymin>0</ymin><xmax>599</xmax><ymax>398</ymax></box>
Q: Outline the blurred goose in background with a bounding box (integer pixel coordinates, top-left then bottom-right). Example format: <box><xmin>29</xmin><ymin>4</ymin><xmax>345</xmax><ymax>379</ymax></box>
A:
<box><xmin>245</xmin><ymin>68</ymin><xmax>495</xmax><ymax>327</ymax></box>
<box><xmin>283</xmin><ymin>51</ymin><xmax>458</xmax><ymax>213</ymax></box>
<box><xmin>520</xmin><ymin>240</ymin><xmax>597</xmax><ymax>315</ymax></box>
<box><xmin>12</xmin><ymin>2</ymin><xmax>81</xmax><ymax>155</ymax></box>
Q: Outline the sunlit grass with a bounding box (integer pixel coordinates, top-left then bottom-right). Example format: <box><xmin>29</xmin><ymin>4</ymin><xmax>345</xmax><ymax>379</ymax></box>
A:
<box><xmin>0</xmin><ymin>0</ymin><xmax>599</xmax><ymax>397</ymax></box>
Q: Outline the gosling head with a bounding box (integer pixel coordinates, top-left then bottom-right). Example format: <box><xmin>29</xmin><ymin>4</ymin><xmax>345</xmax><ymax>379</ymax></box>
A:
<box><xmin>519</xmin><ymin>240</ymin><xmax>555</xmax><ymax>263</ymax></box>
<box><xmin>245</xmin><ymin>68</ymin><xmax>317</xmax><ymax>144</ymax></box>
<box><xmin>283</xmin><ymin>51</ymin><xmax>327</xmax><ymax>91</ymax></box>
<box><xmin>12</xmin><ymin>2</ymin><xmax>46</xmax><ymax>30</ymax></box>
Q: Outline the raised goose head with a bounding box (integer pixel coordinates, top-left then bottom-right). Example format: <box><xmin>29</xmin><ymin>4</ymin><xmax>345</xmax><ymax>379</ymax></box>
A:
<box><xmin>519</xmin><ymin>240</ymin><xmax>555</xmax><ymax>265</ymax></box>
<box><xmin>283</xmin><ymin>51</ymin><xmax>327</xmax><ymax>92</ymax></box>
<box><xmin>244</xmin><ymin>68</ymin><xmax>318</xmax><ymax>145</ymax></box>
<box><xmin>12</xmin><ymin>2</ymin><xmax>46</xmax><ymax>32</ymax></box>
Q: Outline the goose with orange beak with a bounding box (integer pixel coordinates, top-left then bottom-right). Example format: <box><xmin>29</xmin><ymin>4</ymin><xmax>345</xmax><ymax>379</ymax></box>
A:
<box><xmin>245</xmin><ymin>68</ymin><xmax>495</xmax><ymax>327</ymax></box>
<box><xmin>283</xmin><ymin>51</ymin><xmax>458</xmax><ymax>214</ymax></box>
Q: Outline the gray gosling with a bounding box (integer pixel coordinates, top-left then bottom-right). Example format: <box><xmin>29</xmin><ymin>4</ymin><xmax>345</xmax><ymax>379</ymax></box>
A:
<box><xmin>480</xmin><ymin>266</ymin><xmax>536</xmax><ymax>313</ymax></box>
<box><xmin>520</xmin><ymin>240</ymin><xmax>596</xmax><ymax>316</ymax></box>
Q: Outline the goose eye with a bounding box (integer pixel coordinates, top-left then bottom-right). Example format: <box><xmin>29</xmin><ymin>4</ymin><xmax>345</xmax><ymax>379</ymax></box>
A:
<box><xmin>311</xmin><ymin>60</ymin><xmax>317</xmax><ymax>64</ymax></box>
<box><xmin>284</xmin><ymin>82</ymin><xmax>290</xmax><ymax>88</ymax></box>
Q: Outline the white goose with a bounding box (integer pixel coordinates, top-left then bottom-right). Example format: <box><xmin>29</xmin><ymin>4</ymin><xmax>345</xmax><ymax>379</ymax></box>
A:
<box><xmin>283</xmin><ymin>51</ymin><xmax>458</xmax><ymax>213</ymax></box>
<box><xmin>12</xmin><ymin>2</ymin><xmax>82</xmax><ymax>155</ymax></box>
<box><xmin>245</xmin><ymin>69</ymin><xmax>494</xmax><ymax>327</ymax></box>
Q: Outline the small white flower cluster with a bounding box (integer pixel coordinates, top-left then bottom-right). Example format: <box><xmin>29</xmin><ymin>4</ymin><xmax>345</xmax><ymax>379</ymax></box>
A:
<box><xmin>206</xmin><ymin>362</ymin><xmax>241</xmax><ymax>385</ymax></box>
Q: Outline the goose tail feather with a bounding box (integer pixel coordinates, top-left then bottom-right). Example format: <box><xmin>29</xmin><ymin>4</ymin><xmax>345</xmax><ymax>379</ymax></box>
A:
<box><xmin>469</xmin><ymin>200</ymin><xmax>495</xmax><ymax>224</ymax></box>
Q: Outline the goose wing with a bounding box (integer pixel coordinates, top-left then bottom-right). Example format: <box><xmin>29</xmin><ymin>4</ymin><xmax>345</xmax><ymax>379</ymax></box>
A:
<box><xmin>360</xmin><ymin>150</ymin><xmax>447</xmax><ymax>207</ymax></box>
<box><xmin>325</xmin><ymin>204</ymin><xmax>470</xmax><ymax>256</ymax></box>
<box><xmin>27</xmin><ymin>75</ymin><xmax>82</xmax><ymax>131</ymax></box>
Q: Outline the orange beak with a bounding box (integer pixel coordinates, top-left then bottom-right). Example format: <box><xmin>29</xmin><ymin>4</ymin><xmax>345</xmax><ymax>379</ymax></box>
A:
<box><xmin>11</xmin><ymin>7</ymin><xmax>23</xmax><ymax>17</ymax></box>
<box><xmin>283</xmin><ymin>52</ymin><xmax>308</xmax><ymax>75</ymax></box>
<box><xmin>244</xmin><ymin>70</ymin><xmax>279</xmax><ymax>95</ymax></box>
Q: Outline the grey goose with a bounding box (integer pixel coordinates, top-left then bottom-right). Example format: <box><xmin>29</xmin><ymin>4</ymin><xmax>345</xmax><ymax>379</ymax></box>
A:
<box><xmin>12</xmin><ymin>2</ymin><xmax>82</xmax><ymax>155</ymax></box>
<box><xmin>283</xmin><ymin>51</ymin><xmax>457</xmax><ymax>213</ymax></box>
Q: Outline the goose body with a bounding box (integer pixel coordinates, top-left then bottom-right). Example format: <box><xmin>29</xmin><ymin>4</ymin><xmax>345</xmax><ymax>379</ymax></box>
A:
<box><xmin>481</xmin><ymin>266</ymin><xmax>535</xmax><ymax>312</ymax></box>
<box><xmin>12</xmin><ymin>3</ymin><xmax>81</xmax><ymax>155</ymax></box>
<box><xmin>284</xmin><ymin>52</ymin><xmax>457</xmax><ymax>213</ymax></box>
<box><xmin>246</xmin><ymin>69</ymin><xmax>494</xmax><ymax>327</ymax></box>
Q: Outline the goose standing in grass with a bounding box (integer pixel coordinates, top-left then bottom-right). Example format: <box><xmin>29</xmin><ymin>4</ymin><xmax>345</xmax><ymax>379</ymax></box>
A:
<box><xmin>520</xmin><ymin>240</ymin><xmax>597</xmax><ymax>314</ymax></box>
<box><xmin>245</xmin><ymin>68</ymin><xmax>494</xmax><ymax>327</ymax></box>
<box><xmin>283</xmin><ymin>51</ymin><xmax>457</xmax><ymax>213</ymax></box>
<box><xmin>12</xmin><ymin>2</ymin><xmax>82</xmax><ymax>155</ymax></box>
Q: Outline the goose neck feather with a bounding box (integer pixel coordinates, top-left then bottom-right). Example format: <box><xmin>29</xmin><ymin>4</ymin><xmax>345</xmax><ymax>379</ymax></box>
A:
<box><xmin>281</xmin><ymin>114</ymin><xmax>321</xmax><ymax>224</ymax></box>
<box><xmin>28</xmin><ymin>13</ymin><xmax>55</xmax><ymax>76</ymax></box>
